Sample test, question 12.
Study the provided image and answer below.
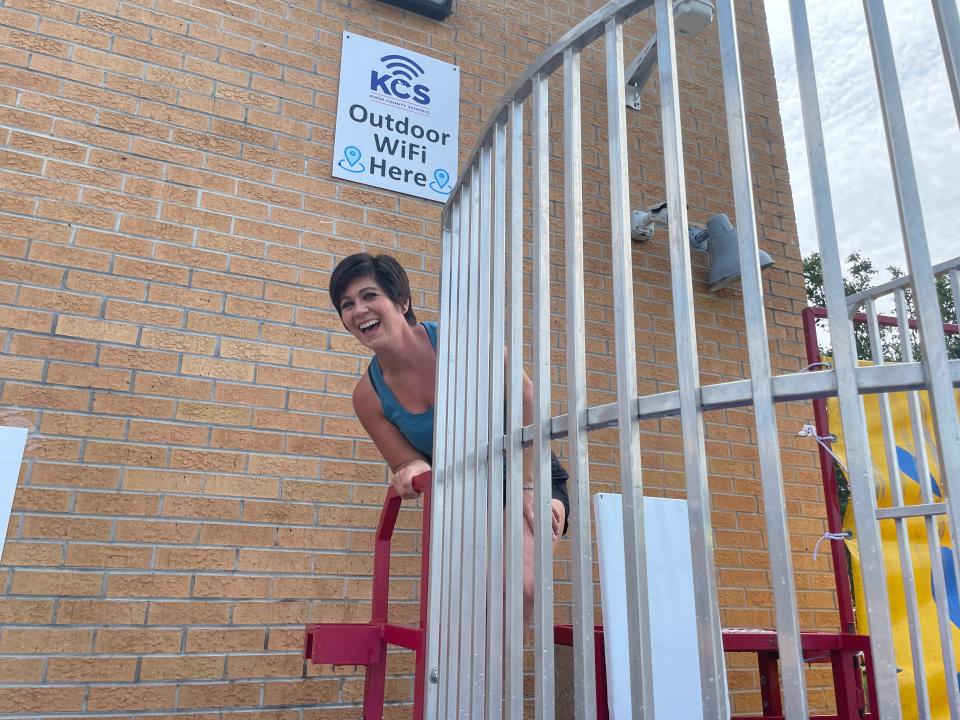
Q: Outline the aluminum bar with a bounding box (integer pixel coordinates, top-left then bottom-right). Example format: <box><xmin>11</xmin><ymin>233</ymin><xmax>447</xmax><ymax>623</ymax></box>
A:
<box><xmin>716</xmin><ymin>0</ymin><xmax>806</xmax><ymax>715</ymax></box>
<box><xmin>471</xmin><ymin>145</ymin><xmax>494</xmax><ymax>720</ymax></box>
<box><xmin>504</xmin><ymin>100</ymin><xmax>525</xmax><ymax>720</ymax></box>
<box><xmin>865</xmin><ymin>298</ymin><xmax>930</xmax><ymax>718</ymax></box>
<box><xmin>654</xmin><ymin>0</ymin><xmax>728</xmax><ymax>715</ymax></box>
<box><xmin>443</xmin><ymin>182</ymin><xmax>472</xmax><ymax>720</ymax></box>
<box><xmin>562</xmin><ymin>45</ymin><xmax>597</xmax><ymax>720</ymax></box>
<box><xmin>605</xmin><ymin>17</ymin><xmax>654</xmax><ymax>718</ymax></box>
<box><xmin>485</xmin><ymin>120</ymin><xmax>507</xmax><ymax>720</ymax></box>
<box><xmin>425</xmin><ymin>200</ymin><xmax>456</xmax><ymax>720</ymax></box>
<box><xmin>456</xmin><ymin>165</ymin><xmax>482</xmax><ymax>717</ymax></box>
<box><xmin>786</xmin><ymin>2</ymin><xmax>902</xmax><ymax>714</ymax></box>
<box><xmin>931</xmin><ymin>0</ymin><xmax>960</xmax><ymax>126</ymax></box>
<box><xmin>531</xmin><ymin>71</ymin><xmax>556</xmax><ymax>720</ymax></box>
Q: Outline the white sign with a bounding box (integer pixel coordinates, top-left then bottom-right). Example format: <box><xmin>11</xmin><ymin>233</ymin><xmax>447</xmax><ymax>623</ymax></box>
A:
<box><xmin>0</xmin><ymin>427</ymin><xmax>27</xmax><ymax>562</ymax></box>
<box><xmin>332</xmin><ymin>33</ymin><xmax>460</xmax><ymax>202</ymax></box>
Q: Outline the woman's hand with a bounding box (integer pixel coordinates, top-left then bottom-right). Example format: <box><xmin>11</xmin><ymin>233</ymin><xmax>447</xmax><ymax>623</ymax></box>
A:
<box><xmin>523</xmin><ymin>488</ymin><xmax>563</xmax><ymax>541</ymax></box>
<box><xmin>391</xmin><ymin>459</ymin><xmax>430</xmax><ymax>499</ymax></box>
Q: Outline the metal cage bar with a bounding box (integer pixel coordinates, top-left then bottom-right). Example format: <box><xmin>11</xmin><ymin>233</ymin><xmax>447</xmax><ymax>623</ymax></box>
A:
<box><xmin>503</xmin><ymin>98</ymin><xmax>525</xmax><ymax>720</ymax></box>
<box><xmin>653</xmin><ymin>0</ymin><xmax>728</xmax><ymax>716</ymax></box>
<box><xmin>604</xmin><ymin>17</ymin><xmax>654</xmax><ymax>718</ymax></box>
<box><xmin>485</xmin><ymin>120</ymin><xmax>508</xmax><ymax>720</ymax></box>
<box><xmin>531</xmin><ymin>70</ymin><xmax>557</xmax><ymax>720</ymax></box>
<box><xmin>716</xmin><ymin>0</ymin><xmax>808</xmax><ymax>715</ymax></box>
<box><xmin>864</xmin><ymin>297</ymin><xmax>931</xmax><ymax>717</ymax></box>
<box><xmin>562</xmin><ymin>45</ymin><xmax>598</xmax><ymax>720</ymax></box>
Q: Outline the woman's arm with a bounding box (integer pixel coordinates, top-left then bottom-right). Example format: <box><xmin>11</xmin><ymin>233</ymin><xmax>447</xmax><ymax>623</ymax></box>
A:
<box><xmin>353</xmin><ymin>375</ymin><xmax>429</xmax><ymax>498</ymax></box>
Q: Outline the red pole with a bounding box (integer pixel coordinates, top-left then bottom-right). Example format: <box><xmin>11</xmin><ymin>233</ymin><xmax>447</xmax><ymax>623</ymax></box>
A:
<box><xmin>801</xmin><ymin>307</ymin><xmax>856</xmax><ymax>632</ymax></box>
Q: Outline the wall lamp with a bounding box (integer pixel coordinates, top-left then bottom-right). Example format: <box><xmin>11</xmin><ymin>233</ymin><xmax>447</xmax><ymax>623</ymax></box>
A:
<box><xmin>625</xmin><ymin>0</ymin><xmax>715</xmax><ymax>109</ymax></box>
<box><xmin>379</xmin><ymin>0</ymin><xmax>453</xmax><ymax>20</ymax></box>
<box><xmin>631</xmin><ymin>204</ymin><xmax>775</xmax><ymax>291</ymax></box>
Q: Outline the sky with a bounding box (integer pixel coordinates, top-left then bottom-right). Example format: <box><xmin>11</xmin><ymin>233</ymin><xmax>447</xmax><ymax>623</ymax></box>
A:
<box><xmin>762</xmin><ymin>0</ymin><xmax>960</xmax><ymax>281</ymax></box>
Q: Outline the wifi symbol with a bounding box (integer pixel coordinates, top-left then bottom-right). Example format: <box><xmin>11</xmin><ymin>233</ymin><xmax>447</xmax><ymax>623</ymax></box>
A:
<box><xmin>381</xmin><ymin>54</ymin><xmax>425</xmax><ymax>81</ymax></box>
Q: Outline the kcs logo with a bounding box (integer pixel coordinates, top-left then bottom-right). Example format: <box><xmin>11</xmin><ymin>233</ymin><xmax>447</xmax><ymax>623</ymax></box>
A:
<box><xmin>370</xmin><ymin>54</ymin><xmax>431</xmax><ymax>106</ymax></box>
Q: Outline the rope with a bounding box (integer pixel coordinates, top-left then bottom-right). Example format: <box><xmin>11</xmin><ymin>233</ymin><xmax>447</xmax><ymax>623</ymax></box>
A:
<box><xmin>813</xmin><ymin>531</ymin><xmax>851</xmax><ymax>561</ymax></box>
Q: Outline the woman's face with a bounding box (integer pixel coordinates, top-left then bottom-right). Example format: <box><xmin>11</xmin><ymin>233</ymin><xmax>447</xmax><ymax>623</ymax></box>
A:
<box><xmin>337</xmin><ymin>275</ymin><xmax>409</xmax><ymax>350</ymax></box>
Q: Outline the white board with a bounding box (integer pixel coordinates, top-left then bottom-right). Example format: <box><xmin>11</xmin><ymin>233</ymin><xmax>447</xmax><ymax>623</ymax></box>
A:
<box><xmin>332</xmin><ymin>32</ymin><xmax>460</xmax><ymax>202</ymax></box>
<box><xmin>593</xmin><ymin>493</ymin><xmax>704</xmax><ymax>719</ymax></box>
<box><xmin>0</xmin><ymin>426</ymin><xmax>28</xmax><ymax>561</ymax></box>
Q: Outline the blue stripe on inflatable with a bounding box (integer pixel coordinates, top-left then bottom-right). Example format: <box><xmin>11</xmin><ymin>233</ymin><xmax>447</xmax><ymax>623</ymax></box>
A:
<box><xmin>897</xmin><ymin>446</ymin><xmax>942</xmax><ymax>498</ymax></box>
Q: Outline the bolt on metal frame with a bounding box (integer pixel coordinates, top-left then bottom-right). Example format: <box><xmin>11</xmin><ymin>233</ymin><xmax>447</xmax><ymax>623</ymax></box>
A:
<box><xmin>422</xmin><ymin>0</ymin><xmax>960</xmax><ymax>717</ymax></box>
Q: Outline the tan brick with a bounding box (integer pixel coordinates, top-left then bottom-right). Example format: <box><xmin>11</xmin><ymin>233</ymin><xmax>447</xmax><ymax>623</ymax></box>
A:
<box><xmin>0</xmin><ymin>687</ymin><xmax>85</xmax><ymax>713</ymax></box>
<box><xmin>214</xmin><ymin>382</ymin><xmax>286</xmax><ymax>408</ymax></box>
<box><xmin>115</xmin><ymin>519</ymin><xmax>196</xmax><ymax>544</ymax></box>
<box><xmin>47</xmin><ymin>362</ymin><xmax>132</xmax><ymax>390</ymax></box>
<box><xmin>95</xmin><ymin>628</ymin><xmax>182</xmax><ymax>653</ymax></box>
<box><xmin>56</xmin><ymin>599</ymin><xmax>146</xmax><ymax>624</ymax></box>
<box><xmin>99</xmin><ymin>346</ymin><xmax>179</xmax><ymax>372</ymax></box>
<box><xmin>146</xmin><ymin>600</ymin><xmax>231</xmax><ymax>625</ymax></box>
<box><xmin>40</xmin><ymin>412</ymin><xmax>125</xmax><ymax>438</ymax></box>
<box><xmin>83</xmin><ymin>441</ymin><xmax>166</xmax><ymax>468</ymax></box>
<box><xmin>86</xmin><ymin>685</ymin><xmax>177</xmax><ymax>712</ymax></box>
<box><xmin>10</xmin><ymin>334</ymin><xmax>97</xmax><ymax>363</ymax></box>
<box><xmin>135</xmin><ymin>373</ymin><xmax>213</xmax><ymax>400</ymax></box>
<box><xmin>123</xmin><ymin>469</ymin><xmax>204</xmax><ymax>494</ymax></box>
<box><xmin>66</xmin><ymin>269</ymin><xmax>146</xmax><ymax>300</ymax></box>
<box><xmin>210</xmin><ymin>428</ymin><xmax>283</xmax><ymax>453</ymax></box>
<box><xmin>92</xmin><ymin>392</ymin><xmax>175</xmax><ymax>418</ymax></box>
<box><xmin>0</xmin><ymin>598</ymin><xmax>54</xmax><ymax>624</ymax></box>
<box><xmin>22</xmin><ymin>515</ymin><xmax>112</xmax><ymax>541</ymax></box>
<box><xmin>192</xmin><ymin>575</ymin><xmax>270</xmax><ymax>599</ymax></box>
<box><xmin>0</xmin><ymin>627</ymin><xmax>93</xmax><ymax>653</ymax></box>
<box><xmin>128</xmin><ymin>419</ymin><xmax>207</xmax><ymax>445</ymax></box>
<box><xmin>0</xmin><ymin>657</ymin><xmax>43</xmax><ymax>682</ymax></box>
<box><xmin>106</xmin><ymin>573</ymin><xmax>191</xmax><ymax>598</ymax></box>
<box><xmin>154</xmin><ymin>546</ymin><xmax>235</xmax><ymax>571</ymax></box>
<box><xmin>47</xmin><ymin>656</ymin><xmax>138</xmax><ymax>682</ymax></box>
<box><xmin>17</xmin><ymin>286</ymin><xmax>102</xmax><ymax>315</ymax></box>
<box><xmin>0</xmin><ymin>355</ymin><xmax>44</xmax><ymax>380</ymax></box>
<box><xmin>198</xmin><ymin>522</ymin><xmax>275</xmax><ymax>547</ymax></box>
<box><xmin>30</xmin><ymin>462</ymin><xmax>120</xmax><ymax>489</ymax></box>
<box><xmin>140</xmin><ymin>328</ymin><xmax>216</xmax><ymax>354</ymax></box>
<box><xmin>186</xmin><ymin>311</ymin><xmax>260</xmax><ymax>338</ymax></box>
<box><xmin>10</xmin><ymin>569</ymin><xmax>103</xmax><ymax>596</ymax></box>
<box><xmin>66</xmin><ymin>543</ymin><xmax>152</xmax><ymax>569</ymax></box>
<box><xmin>176</xmin><ymin>401</ymin><xmax>252</xmax><ymax>425</ymax></box>
<box><xmin>1</xmin><ymin>306</ymin><xmax>55</xmax><ymax>332</ymax></box>
<box><xmin>185</xmin><ymin>628</ymin><xmax>265</xmax><ymax>653</ymax></box>
<box><xmin>56</xmin><ymin>315</ymin><xmax>138</xmax><ymax>344</ymax></box>
<box><xmin>181</xmin><ymin>356</ymin><xmax>255</xmax><ymax>381</ymax></box>
<box><xmin>162</xmin><ymin>495</ymin><xmax>241</xmax><ymax>521</ymax></box>
<box><xmin>178</xmin><ymin>681</ymin><xmax>261</xmax><ymax>709</ymax></box>
<box><xmin>140</xmin><ymin>655</ymin><xmax>225</xmax><ymax>681</ymax></box>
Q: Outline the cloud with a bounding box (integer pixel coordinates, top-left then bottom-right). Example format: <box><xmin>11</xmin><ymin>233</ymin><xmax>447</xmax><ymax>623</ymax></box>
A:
<box><xmin>764</xmin><ymin>0</ymin><xmax>960</xmax><ymax>279</ymax></box>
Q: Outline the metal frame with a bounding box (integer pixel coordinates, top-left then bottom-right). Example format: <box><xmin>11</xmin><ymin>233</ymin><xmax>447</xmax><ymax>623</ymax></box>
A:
<box><xmin>423</xmin><ymin>0</ymin><xmax>960</xmax><ymax>717</ymax></box>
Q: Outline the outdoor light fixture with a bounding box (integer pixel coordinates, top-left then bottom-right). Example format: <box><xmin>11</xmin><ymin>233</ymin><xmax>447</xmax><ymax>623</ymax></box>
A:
<box><xmin>379</xmin><ymin>0</ymin><xmax>453</xmax><ymax>20</ymax></box>
<box><xmin>630</xmin><ymin>204</ymin><xmax>775</xmax><ymax>291</ymax></box>
<box><xmin>625</xmin><ymin>0</ymin><xmax>715</xmax><ymax>109</ymax></box>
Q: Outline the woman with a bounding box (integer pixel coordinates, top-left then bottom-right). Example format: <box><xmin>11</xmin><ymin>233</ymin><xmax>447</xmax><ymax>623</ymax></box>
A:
<box><xmin>328</xmin><ymin>253</ymin><xmax>568</xmax><ymax>621</ymax></box>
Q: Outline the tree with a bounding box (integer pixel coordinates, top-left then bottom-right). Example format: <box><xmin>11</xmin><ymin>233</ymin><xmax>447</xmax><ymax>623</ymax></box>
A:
<box><xmin>803</xmin><ymin>251</ymin><xmax>959</xmax><ymax>361</ymax></box>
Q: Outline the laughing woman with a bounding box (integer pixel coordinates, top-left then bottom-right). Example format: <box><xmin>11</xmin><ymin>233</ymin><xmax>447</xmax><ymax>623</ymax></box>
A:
<box><xmin>328</xmin><ymin>252</ymin><xmax>568</xmax><ymax>622</ymax></box>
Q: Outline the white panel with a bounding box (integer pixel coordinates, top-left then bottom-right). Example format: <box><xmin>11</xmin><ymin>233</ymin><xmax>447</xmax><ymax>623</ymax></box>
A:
<box><xmin>0</xmin><ymin>426</ymin><xmax>27</xmax><ymax>560</ymax></box>
<box><xmin>593</xmin><ymin>493</ymin><xmax>703</xmax><ymax>719</ymax></box>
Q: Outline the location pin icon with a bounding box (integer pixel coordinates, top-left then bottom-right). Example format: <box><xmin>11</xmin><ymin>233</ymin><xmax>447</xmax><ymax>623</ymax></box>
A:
<box><xmin>434</xmin><ymin>168</ymin><xmax>449</xmax><ymax>188</ymax></box>
<box><xmin>344</xmin><ymin>146</ymin><xmax>361</xmax><ymax>167</ymax></box>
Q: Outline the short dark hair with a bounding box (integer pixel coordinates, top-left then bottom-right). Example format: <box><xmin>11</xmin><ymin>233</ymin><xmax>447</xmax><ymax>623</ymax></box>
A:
<box><xmin>329</xmin><ymin>253</ymin><xmax>417</xmax><ymax>325</ymax></box>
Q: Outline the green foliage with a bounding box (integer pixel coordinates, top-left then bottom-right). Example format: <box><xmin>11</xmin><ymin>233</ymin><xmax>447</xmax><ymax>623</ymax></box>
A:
<box><xmin>803</xmin><ymin>251</ymin><xmax>959</xmax><ymax>361</ymax></box>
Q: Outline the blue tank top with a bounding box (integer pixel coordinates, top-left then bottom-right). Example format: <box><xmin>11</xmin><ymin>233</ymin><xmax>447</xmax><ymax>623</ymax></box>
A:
<box><xmin>367</xmin><ymin>321</ymin><xmax>437</xmax><ymax>463</ymax></box>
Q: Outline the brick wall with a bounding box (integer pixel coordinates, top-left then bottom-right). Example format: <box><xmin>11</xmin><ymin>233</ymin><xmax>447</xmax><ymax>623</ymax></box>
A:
<box><xmin>0</xmin><ymin>0</ymin><xmax>834</xmax><ymax>715</ymax></box>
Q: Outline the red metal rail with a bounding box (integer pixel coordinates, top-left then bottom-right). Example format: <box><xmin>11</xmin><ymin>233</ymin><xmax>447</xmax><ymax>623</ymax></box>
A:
<box><xmin>303</xmin><ymin>471</ymin><xmax>431</xmax><ymax>720</ymax></box>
